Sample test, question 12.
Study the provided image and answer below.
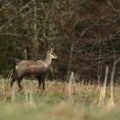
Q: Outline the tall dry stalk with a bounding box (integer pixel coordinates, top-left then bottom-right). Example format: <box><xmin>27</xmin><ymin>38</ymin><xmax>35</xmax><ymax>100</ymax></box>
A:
<box><xmin>68</xmin><ymin>72</ymin><xmax>75</xmax><ymax>103</ymax></box>
<box><xmin>1</xmin><ymin>70</ymin><xmax>12</xmax><ymax>93</ymax></box>
<box><xmin>108</xmin><ymin>58</ymin><xmax>120</xmax><ymax>108</ymax></box>
<box><xmin>1</xmin><ymin>78</ymin><xmax>5</xmax><ymax>93</ymax></box>
<box><xmin>98</xmin><ymin>66</ymin><xmax>109</xmax><ymax>107</ymax></box>
<box><xmin>67</xmin><ymin>43</ymin><xmax>74</xmax><ymax>81</ymax></box>
<box><xmin>97</xmin><ymin>47</ymin><xmax>101</xmax><ymax>86</ymax></box>
<box><xmin>108</xmin><ymin>63</ymin><xmax>115</xmax><ymax>107</ymax></box>
<box><xmin>11</xmin><ymin>82</ymin><xmax>16</xmax><ymax>103</ymax></box>
<box><xmin>24</xmin><ymin>82</ymin><xmax>29</xmax><ymax>104</ymax></box>
<box><xmin>28</xmin><ymin>81</ymin><xmax>35</xmax><ymax>105</ymax></box>
<box><xmin>24</xmin><ymin>81</ymin><xmax>35</xmax><ymax>106</ymax></box>
<box><xmin>10</xmin><ymin>70</ymin><xmax>16</xmax><ymax>103</ymax></box>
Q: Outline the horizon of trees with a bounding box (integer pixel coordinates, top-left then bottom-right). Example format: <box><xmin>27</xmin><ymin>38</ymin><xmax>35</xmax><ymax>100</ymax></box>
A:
<box><xmin>0</xmin><ymin>0</ymin><xmax>120</xmax><ymax>83</ymax></box>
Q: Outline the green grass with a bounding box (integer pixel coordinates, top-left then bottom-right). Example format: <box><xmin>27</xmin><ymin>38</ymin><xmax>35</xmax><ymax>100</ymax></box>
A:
<box><xmin>0</xmin><ymin>79</ymin><xmax>120</xmax><ymax>120</ymax></box>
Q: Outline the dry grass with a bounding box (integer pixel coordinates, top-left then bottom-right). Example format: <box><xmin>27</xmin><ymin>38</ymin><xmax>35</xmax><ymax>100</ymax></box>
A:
<box><xmin>0</xmin><ymin>79</ymin><xmax>120</xmax><ymax>120</ymax></box>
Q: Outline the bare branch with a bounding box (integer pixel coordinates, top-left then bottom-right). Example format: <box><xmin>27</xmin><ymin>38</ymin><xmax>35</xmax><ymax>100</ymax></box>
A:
<box><xmin>0</xmin><ymin>32</ymin><xmax>28</xmax><ymax>37</ymax></box>
<box><xmin>107</xmin><ymin>0</ymin><xmax>120</xmax><ymax>12</ymax></box>
<box><xmin>0</xmin><ymin>0</ymin><xmax>35</xmax><ymax>32</ymax></box>
<box><xmin>0</xmin><ymin>1</ymin><xmax>11</xmax><ymax>12</ymax></box>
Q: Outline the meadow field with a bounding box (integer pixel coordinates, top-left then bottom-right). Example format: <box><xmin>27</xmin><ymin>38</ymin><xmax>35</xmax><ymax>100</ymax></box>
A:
<box><xmin>0</xmin><ymin>79</ymin><xmax>120</xmax><ymax>120</ymax></box>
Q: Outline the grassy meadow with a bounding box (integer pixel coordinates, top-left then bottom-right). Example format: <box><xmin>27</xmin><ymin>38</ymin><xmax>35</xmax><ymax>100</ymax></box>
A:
<box><xmin>0</xmin><ymin>79</ymin><xmax>120</xmax><ymax>120</ymax></box>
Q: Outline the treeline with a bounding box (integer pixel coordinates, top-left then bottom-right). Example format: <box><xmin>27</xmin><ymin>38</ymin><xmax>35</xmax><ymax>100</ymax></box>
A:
<box><xmin>0</xmin><ymin>0</ymin><xmax>120</xmax><ymax>82</ymax></box>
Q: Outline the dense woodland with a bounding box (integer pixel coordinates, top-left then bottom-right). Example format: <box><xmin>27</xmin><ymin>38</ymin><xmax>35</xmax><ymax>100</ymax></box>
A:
<box><xmin>0</xmin><ymin>0</ymin><xmax>120</xmax><ymax>83</ymax></box>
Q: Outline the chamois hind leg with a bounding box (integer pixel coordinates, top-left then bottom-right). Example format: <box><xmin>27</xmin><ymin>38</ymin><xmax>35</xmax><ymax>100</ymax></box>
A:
<box><xmin>17</xmin><ymin>77</ymin><xmax>23</xmax><ymax>90</ymax></box>
<box><xmin>10</xmin><ymin>78</ymin><xmax>16</xmax><ymax>88</ymax></box>
<box><xmin>10</xmin><ymin>73</ymin><xmax>17</xmax><ymax>88</ymax></box>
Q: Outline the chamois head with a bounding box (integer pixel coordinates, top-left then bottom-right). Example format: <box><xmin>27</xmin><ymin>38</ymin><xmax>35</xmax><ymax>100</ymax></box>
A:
<box><xmin>46</xmin><ymin>48</ymin><xmax>57</xmax><ymax>59</ymax></box>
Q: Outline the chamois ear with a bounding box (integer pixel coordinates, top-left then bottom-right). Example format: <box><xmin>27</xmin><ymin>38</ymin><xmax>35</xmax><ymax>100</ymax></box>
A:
<box><xmin>47</xmin><ymin>48</ymin><xmax>52</xmax><ymax>54</ymax></box>
<box><xmin>47</xmin><ymin>43</ymin><xmax>54</xmax><ymax>53</ymax></box>
<box><xmin>49</xmin><ymin>43</ymin><xmax>54</xmax><ymax>52</ymax></box>
<box><xmin>50</xmin><ymin>47</ymin><xmax>54</xmax><ymax>52</ymax></box>
<box><xmin>47</xmin><ymin>47</ymin><xmax>54</xmax><ymax>53</ymax></box>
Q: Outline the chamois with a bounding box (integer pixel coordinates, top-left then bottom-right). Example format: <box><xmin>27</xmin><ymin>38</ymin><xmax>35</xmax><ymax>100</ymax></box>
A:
<box><xmin>10</xmin><ymin>48</ymin><xmax>57</xmax><ymax>90</ymax></box>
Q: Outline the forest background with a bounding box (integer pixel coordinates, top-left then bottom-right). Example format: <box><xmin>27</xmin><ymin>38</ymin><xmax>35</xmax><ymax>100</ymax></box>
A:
<box><xmin>0</xmin><ymin>0</ymin><xmax>120</xmax><ymax>83</ymax></box>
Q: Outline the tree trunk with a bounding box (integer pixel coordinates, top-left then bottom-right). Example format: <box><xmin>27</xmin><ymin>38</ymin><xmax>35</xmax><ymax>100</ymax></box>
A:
<box><xmin>32</xmin><ymin>0</ymin><xmax>39</xmax><ymax>59</ymax></box>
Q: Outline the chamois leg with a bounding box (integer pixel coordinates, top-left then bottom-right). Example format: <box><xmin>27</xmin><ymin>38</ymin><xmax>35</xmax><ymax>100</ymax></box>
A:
<box><xmin>38</xmin><ymin>80</ymin><xmax>41</xmax><ymax>88</ymax></box>
<box><xmin>17</xmin><ymin>78</ymin><xmax>23</xmax><ymax>90</ymax></box>
<box><xmin>41</xmin><ymin>75</ymin><xmax>46</xmax><ymax>90</ymax></box>
<box><xmin>37</xmin><ymin>76</ymin><xmax>42</xmax><ymax>89</ymax></box>
<box><xmin>40</xmin><ymin>73</ymin><xmax>46</xmax><ymax>90</ymax></box>
<box><xmin>42</xmin><ymin>79</ymin><xmax>45</xmax><ymax>90</ymax></box>
<box><xmin>10</xmin><ymin>78</ymin><xmax>16</xmax><ymax>88</ymax></box>
<box><xmin>10</xmin><ymin>73</ymin><xmax>17</xmax><ymax>88</ymax></box>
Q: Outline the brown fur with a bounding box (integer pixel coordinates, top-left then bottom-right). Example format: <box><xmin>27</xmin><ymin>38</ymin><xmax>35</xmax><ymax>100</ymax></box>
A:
<box><xmin>10</xmin><ymin>48</ymin><xmax>57</xmax><ymax>90</ymax></box>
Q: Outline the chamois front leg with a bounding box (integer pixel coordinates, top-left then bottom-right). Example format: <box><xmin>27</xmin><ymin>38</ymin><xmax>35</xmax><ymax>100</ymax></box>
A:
<box><xmin>17</xmin><ymin>76</ymin><xmax>24</xmax><ymax>90</ymax></box>
<box><xmin>37</xmin><ymin>76</ymin><xmax>42</xmax><ymax>89</ymax></box>
<box><xmin>41</xmin><ymin>74</ymin><xmax>46</xmax><ymax>90</ymax></box>
<box><xmin>42</xmin><ymin>79</ymin><xmax>45</xmax><ymax>90</ymax></box>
